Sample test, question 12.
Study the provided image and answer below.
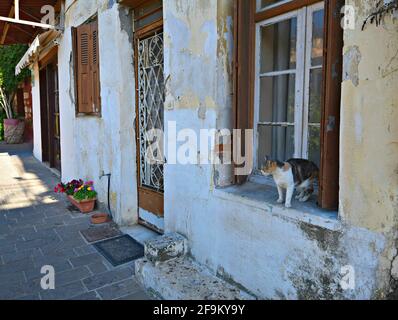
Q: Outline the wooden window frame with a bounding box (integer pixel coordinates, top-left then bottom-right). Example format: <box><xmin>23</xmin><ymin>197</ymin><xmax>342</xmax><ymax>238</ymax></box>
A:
<box><xmin>234</xmin><ymin>0</ymin><xmax>344</xmax><ymax>210</ymax></box>
<box><xmin>71</xmin><ymin>15</ymin><xmax>102</xmax><ymax>117</ymax></box>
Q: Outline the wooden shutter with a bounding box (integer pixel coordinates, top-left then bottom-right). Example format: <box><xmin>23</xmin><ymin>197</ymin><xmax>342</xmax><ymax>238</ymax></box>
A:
<box><xmin>76</xmin><ymin>23</ymin><xmax>92</xmax><ymax>114</ymax></box>
<box><xmin>233</xmin><ymin>0</ymin><xmax>255</xmax><ymax>184</ymax></box>
<box><xmin>319</xmin><ymin>0</ymin><xmax>344</xmax><ymax>210</ymax></box>
<box><xmin>73</xmin><ymin>18</ymin><xmax>101</xmax><ymax>115</ymax></box>
<box><xmin>91</xmin><ymin>19</ymin><xmax>101</xmax><ymax>114</ymax></box>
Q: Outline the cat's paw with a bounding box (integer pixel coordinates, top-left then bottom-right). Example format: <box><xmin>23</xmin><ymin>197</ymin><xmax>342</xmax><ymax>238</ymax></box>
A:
<box><xmin>285</xmin><ymin>203</ymin><xmax>292</xmax><ymax>208</ymax></box>
<box><xmin>277</xmin><ymin>198</ymin><xmax>284</xmax><ymax>204</ymax></box>
<box><xmin>299</xmin><ymin>195</ymin><xmax>311</xmax><ymax>202</ymax></box>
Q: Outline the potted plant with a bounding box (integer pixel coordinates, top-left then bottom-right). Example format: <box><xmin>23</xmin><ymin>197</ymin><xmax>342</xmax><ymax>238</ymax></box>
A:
<box><xmin>0</xmin><ymin>45</ymin><xmax>30</xmax><ymax>144</ymax></box>
<box><xmin>55</xmin><ymin>180</ymin><xmax>97</xmax><ymax>214</ymax></box>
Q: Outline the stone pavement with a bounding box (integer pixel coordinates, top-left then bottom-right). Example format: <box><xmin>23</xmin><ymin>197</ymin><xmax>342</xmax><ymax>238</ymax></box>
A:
<box><xmin>0</xmin><ymin>142</ymin><xmax>151</xmax><ymax>300</ymax></box>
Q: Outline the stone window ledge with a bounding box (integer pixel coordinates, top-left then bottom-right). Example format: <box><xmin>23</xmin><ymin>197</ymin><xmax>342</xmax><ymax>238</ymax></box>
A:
<box><xmin>213</xmin><ymin>176</ymin><xmax>341</xmax><ymax>231</ymax></box>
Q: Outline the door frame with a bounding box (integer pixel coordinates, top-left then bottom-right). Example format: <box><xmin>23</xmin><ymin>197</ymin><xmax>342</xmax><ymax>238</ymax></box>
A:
<box><xmin>134</xmin><ymin>18</ymin><xmax>165</xmax><ymax>232</ymax></box>
<box><xmin>39</xmin><ymin>53</ymin><xmax>61</xmax><ymax>172</ymax></box>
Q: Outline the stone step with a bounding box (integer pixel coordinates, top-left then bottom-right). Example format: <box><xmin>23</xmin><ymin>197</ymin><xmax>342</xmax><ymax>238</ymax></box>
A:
<box><xmin>144</xmin><ymin>233</ymin><xmax>188</xmax><ymax>264</ymax></box>
<box><xmin>135</xmin><ymin>257</ymin><xmax>256</xmax><ymax>300</ymax></box>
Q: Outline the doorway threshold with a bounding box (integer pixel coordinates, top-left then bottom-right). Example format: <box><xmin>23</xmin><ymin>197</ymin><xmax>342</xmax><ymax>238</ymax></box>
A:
<box><xmin>42</xmin><ymin>162</ymin><xmax>61</xmax><ymax>178</ymax></box>
<box><xmin>120</xmin><ymin>224</ymin><xmax>161</xmax><ymax>245</ymax></box>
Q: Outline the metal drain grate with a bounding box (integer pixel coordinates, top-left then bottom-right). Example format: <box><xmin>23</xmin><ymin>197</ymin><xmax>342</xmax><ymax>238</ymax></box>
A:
<box><xmin>93</xmin><ymin>235</ymin><xmax>144</xmax><ymax>267</ymax></box>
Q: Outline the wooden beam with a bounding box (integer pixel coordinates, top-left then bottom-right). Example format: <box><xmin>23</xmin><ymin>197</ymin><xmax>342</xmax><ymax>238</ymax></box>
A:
<box><xmin>119</xmin><ymin>0</ymin><xmax>151</xmax><ymax>9</ymax></box>
<box><xmin>0</xmin><ymin>16</ymin><xmax>58</xmax><ymax>30</ymax></box>
<box><xmin>1</xmin><ymin>6</ymin><xmax>15</xmax><ymax>45</ymax></box>
<box><xmin>19</xmin><ymin>8</ymin><xmax>41</xmax><ymax>22</ymax></box>
<box><xmin>54</xmin><ymin>0</ymin><xmax>63</xmax><ymax>13</ymax></box>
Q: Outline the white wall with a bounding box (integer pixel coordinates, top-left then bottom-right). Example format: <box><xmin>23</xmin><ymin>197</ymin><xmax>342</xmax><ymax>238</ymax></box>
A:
<box><xmin>58</xmin><ymin>0</ymin><xmax>138</xmax><ymax>225</ymax></box>
<box><xmin>31</xmin><ymin>62</ymin><xmax>42</xmax><ymax>162</ymax></box>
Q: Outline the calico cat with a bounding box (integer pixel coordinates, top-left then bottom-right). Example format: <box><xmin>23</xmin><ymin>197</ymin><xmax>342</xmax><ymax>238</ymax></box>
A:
<box><xmin>260</xmin><ymin>158</ymin><xmax>319</xmax><ymax>208</ymax></box>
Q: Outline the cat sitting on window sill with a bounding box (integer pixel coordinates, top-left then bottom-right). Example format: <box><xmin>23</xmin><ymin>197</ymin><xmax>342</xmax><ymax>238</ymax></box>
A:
<box><xmin>259</xmin><ymin>158</ymin><xmax>319</xmax><ymax>209</ymax></box>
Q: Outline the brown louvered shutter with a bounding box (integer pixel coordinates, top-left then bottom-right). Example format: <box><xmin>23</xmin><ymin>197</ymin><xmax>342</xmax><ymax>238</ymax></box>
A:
<box><xmin>233</xmin><ymin>0</ymin><xmax>255</xmax><ymax>184</ymax></box>
<box><xmin>91</xmin><ymin>19</ymin><xmax>101</xmax><ymax>114</ymax></box>
<box><xmin>76</xmin><ymin>24</ymin><xmax>92</xmax><ymax>114</ymax></box>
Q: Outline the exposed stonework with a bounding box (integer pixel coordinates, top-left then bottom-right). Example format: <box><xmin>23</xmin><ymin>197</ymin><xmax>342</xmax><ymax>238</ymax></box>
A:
<box><xmin>145</xmin><ymin>233</ymin><xmax>188</xmax><ymax>265</ymax></box>
<box><xmin>135</xmin><ymin>257</ymin><xmax>256</xmax><ymax>300</ymax></box>
<box><xmin>392</xmin><ymin>256</ymin><xmax>398</xmax><ymax>280</ymax></box>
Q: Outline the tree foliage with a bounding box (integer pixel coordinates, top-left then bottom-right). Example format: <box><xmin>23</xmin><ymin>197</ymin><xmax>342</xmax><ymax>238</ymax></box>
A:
<box><xmin>0</xmin><ymin>44</ymin><xmax>30</xmax><ymax>120</ymax></box>
<box><xmin>0</xmin><ymin>44</ymin><xmax>30</xmax><ymax>95</ymax></box>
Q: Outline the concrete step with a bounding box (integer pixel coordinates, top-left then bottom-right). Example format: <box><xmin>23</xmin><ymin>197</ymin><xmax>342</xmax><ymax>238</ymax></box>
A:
<box><xmin>144</xmin><ymin>233</ymin><xmax>188</xmax><ymax>264</ymax></box>
<box><xmin>135</xmin><ymin>257</ymin><xmax>256</xmax><ymax>300</ymax></box>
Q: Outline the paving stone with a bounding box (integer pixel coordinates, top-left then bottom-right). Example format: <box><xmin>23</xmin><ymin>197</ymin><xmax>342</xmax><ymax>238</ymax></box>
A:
<box><xmin>1</xmin><ymin>248</ymin><xmax>42</xmax><ymax>264</ymax></box>
<box><xmin>16</xmin><ymin>293</ymin><xmax>41</xmax><ymax>300</ymax></box>
<box><xmin>97</xmin><ymin>278</ymin><xmax>141</xmax><ymax>300</ymax></box>
<box><xmin>0</xmin><ymin>244</ymin><xmax>16</xmax><ymax>255</ymax></box>
<box><xmin>118</xmin><ymin>291</ymin><xmax>152</xmax><ymax>300</ymax></box>
<box><xmin>0</xmin><ymin>271</ymin><xmax>26</xmax><ymax>286</ymax></box>
<box><xmin>26</xmin><ymin>259</ymin><xmax>73</xmax><ymax>281</ymax></box>
<box><xmin>70</xmin><ymin>253</ymin><xmax>104</xmax><ymax>268</ymax></box>
<box><xmin>40</xmin><ymin>281</ymin><xmax>87</xmax><ymax>300</ymax></box>
<box><xmin>83</xmin><ymin>268</ymin><xmax>134</xmax><ymax>291</ymax></box>
<box><xmin>0</xmin><ymin>257</ymin><xmax>34</xmax><ymax>274</ymax></box>
<box><xmin>69</xmin><ymin>291</ymin><xmax>101</xmax><ymax>300</ymax></box>
<box><xmin>16</xmin><ymin>234</ymin><xmax>61</xmax><ymax>251</ymax></box>
<box><xmin>87</xmin><ymin>261</ymin><xmax>109</xmax><ymax>275</ymax></box>
<box><xmin>56</xmin><ymin>267</ymin><xmax>92</xmax><ymax>286</ymax></box>
<box><xmin>0</xmin><ymin>147</ymin><xmax>149</xmax><ymax>300</ymax></box>
<box><xmin>74</xmin><ymin>245</ymin><xmax>97</xmax><ymax>257</ymax></box>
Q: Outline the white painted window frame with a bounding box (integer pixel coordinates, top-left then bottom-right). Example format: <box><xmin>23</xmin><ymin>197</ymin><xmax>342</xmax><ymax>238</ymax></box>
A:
<box><xmin>253</xmin><ymin>1</ymin><xmax>325</xmax><ymax>169</ymax></box>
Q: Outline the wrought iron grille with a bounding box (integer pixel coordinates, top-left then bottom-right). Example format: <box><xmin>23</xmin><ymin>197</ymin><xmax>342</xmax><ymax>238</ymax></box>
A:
<box><xmin>138</xmin><ymin>32</ymin><xmax>165</xmax><ymax>193</ymax></box>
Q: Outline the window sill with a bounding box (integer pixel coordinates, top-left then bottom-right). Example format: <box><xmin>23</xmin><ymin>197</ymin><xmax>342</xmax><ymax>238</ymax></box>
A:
<box><xmin>213</xmin><ymin>179</ymin><xmax>341</xmax><ymax>232</ymax></box>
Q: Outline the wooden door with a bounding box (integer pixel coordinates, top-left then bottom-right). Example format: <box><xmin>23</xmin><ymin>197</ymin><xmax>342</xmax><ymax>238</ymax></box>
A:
<box><xmin>47</xmin><ymin>62</ymin><xmax>61</xmax><ymax>172</ymax></box>
<box><xmin>40</xmin><ymin>60</ymin><xmax>61</xmax><ymax>172</ymax></box>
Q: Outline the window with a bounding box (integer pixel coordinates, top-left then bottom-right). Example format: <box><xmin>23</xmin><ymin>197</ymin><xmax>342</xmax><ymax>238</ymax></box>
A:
<box><xmin>255</xmin><ymin>3</ymin><xmax>324</xmax><ymax>168</ymax></box>
<box><xmin>72</xmin><ymin>17</ymin><xmax>101</xmax><ymax>115</ymax></box>
<box><xmin>234</xmin><ymin>0</ymin><xmax>344</xmax><ymax>210</ymax></box>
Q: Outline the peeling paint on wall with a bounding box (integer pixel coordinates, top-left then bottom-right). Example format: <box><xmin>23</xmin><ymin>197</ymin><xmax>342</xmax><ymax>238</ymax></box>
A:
<box><xmin>343</xmin><ymin>46</ymin><xmax>362</xmax><ymax>87</ymax></box>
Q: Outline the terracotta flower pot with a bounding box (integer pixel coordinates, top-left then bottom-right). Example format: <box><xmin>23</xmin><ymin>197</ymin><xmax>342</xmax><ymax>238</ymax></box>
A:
<box><xmin>4</xmin><ymin>119</ymin><xmax>25</xmax><ymax>144</ymax></box>
<box><xmin>68</xmin><ymin>195</ymin><xmax>96</xmax><ymax>214</ymax></box>
<box><xmin>91</xmin><ymin>213</ymin><xmax>110</xmax><ymax>225</ymax></box>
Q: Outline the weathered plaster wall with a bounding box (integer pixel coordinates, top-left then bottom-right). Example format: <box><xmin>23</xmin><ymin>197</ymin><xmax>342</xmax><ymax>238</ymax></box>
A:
<box><xmin>30</xmin><ymin>62</ymin><xmax>42</xmax><ymax>162</ymax></box>
<box><xmin>58</xmin><ymin>0</ymin><xmax>138</xmax><ymax>225</ymax></box>
<box><xmin>339</xmin><ymin>0</ymin><xmax>398</xmax><ymax>298</ymax></box>
<box><xmin>164</xmin><ymin>0</ymin><xmax>397</xmax><ymax>299</ymax></box>
<box><xmin>340</xmin><ymin>0</ymin><xmax>398</xmax><ymax>235</ymax></box>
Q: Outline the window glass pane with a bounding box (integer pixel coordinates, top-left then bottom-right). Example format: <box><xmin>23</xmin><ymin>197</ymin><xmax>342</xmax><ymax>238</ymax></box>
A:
<box><xmin>259</xmin><ymin>74</ymin><xmax>295</xmax><ymax>123</ymax></box>
<box><xmin>308</xmin><ymin>68</ymin><xmax>323</xmax><ymax>123</ymax></box>
<box><xmin>311</xmin><ymin>9</ymin><xmax>324</xmax><ymax>66</ymax></box>
<box><xmin>260</xmin><ymin>17</ymin><xmax>297</xmax><ymax>73</ymax></box>
<box><xmin>308</xmin><ymin>126</ymin><xmax>320</xmax><ymax>167</ymax></box>
<box><xmin>308</xmin><ymin>68</ymin><xmax>323</xmax><ymax>168</ymax></box>
<box><xmin>258</xmin><ymin>0</ymin><xmax>289</xmax><ymax>10</ymax></box>
<box><xmin>258</xmin><ymin>125</ymin><xmax>294</xmax><ymax>166</ymax></box>
<box><xmin>134</xmin><ymin>0</ymin><xmax>163</xmax><ymax>31</ymax></box>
